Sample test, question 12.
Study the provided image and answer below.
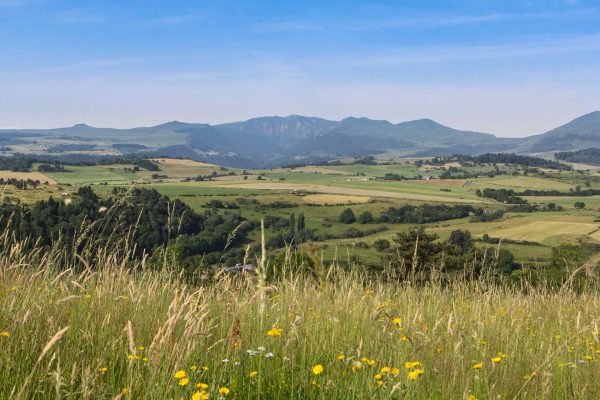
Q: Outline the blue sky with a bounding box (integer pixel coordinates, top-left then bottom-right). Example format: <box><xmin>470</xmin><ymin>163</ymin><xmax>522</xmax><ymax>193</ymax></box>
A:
<box><xmin>0</xmin><ymin>0</ymin><xmax>599</xmax><ymax>136</ymax></box>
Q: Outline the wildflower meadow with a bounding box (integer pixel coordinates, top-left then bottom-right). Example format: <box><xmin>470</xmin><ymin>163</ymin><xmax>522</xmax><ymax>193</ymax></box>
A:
<box><xmin>1</xmin><ymin>240</ymin><xmax>600</xmax><ymax>400</ymax></box>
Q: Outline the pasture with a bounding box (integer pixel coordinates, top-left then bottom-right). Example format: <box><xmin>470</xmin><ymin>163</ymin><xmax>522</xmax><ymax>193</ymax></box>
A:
<box><xmin>5</xmin><ymin>158</ymin><xmax>600</xmax><ymax>267</ymax></box>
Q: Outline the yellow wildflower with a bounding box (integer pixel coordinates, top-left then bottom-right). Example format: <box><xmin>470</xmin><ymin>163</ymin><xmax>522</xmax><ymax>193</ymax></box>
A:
<box><xmin>0</xmin><ymin>331</ymin><xmax>9</xmax><ymax>337</ymax></box>
<box><xmin>374</xmin><ymin>373</ymin><xmax>382</xmax><ymax>380</ymax></box>
<box><xmin>191</xmin><ymin>365</ymin><xmax>198</xmax><ymax>371</ymax></box>
<box><xmin>99</xmin><ymin>367</ymin><xmax>108</xmax><ymax>374</ymax></box>
<box><xmin>312</xmin><ymin>364</ymin><xmax>324</xmax><ymax>375</ymax></box>
<box><xmin>392</xmin><ymin>317</ymin><xmax>402</xmax><ymax>326</ymax></box>
<box><xmin>218</xmin><ymin>387</ymin><xmax>230</xmax><ymax>395</ymax></box>
<box><xmin>491</xmin><ymin>357</ymin><xmax>502</xmax><ymax>363</ymax></box>
<box><xmin>174</xmin><ymin>370</ymin><xmax>187</xmax><ymax>379</ymax></box>
<box><xmin>249</xmin><ymin>371</ymin><xmax>258</xmax><ymax>378</ymax></box>
<box><xmin>466</xmin><ymin>395</ymin><xmax>477</xmax><ymax>400</ymax></box>
<box><xmin>391</xmin><ymin>368</ymin><xmax>400</xmax><ymax>376</ymax></box>
<box><xmin>380</xmin><ymin>366</ymin><xmax>390</xmax><ymax>374</ymax></box>
<box><xmin>376</xmin><ymin>380</ymin><xmax>384</xmax><ymax>386</ymax></box>
<box><xmin>196</xmin><ymin>383</ymin><xmax>209</xmax><ymax>390</ymax></box>
<box><xmin>267</xmin><ymin>328</ymin><xmax>283</xmax><ymax>337</ymax></box>
<box><xmin>337</xmin><ymin>354</ymin><xmax>345</xmax><ymax>361</ymax></box>
<box><xmin>404</xmin><ymin>361</ymin><xmax>422</xmax><ymax>369</ymax></box>
<box><xmin>179</xmin><ymin>378</ymin><xmax>190</xmax><ymax>386</ymax></box>
<box><xmin>192</xmin><ymin>391</ymin><xmax>203</xmax><ymax>400</ymax></box>
<box><xmin>127</xmin><ymin>355</ymin><xmax>139</xmax><ymax>360</ymax></box>
<box><xmin>408</xmin><ymin>368</ymin><xmax>424</xmax><ymax>380</ymax></box>
<box><xmin>472</xmin><ymin>363</ymin><xmax>483</xmax><ymax>370</ymax></box>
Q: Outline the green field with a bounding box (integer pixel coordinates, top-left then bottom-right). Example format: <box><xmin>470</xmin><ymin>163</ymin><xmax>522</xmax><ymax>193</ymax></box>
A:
<box><xmin>8</xmin><ymin>158</ymin><xmax>600</xmax><ymax>267</ymax></box>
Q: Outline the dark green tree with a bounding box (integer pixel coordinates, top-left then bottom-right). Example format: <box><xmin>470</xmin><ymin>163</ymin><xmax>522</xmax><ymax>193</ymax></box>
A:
<box><xmin>339</xmin><ymin>208</ymin><xmax>356</xmax><ymax>224</ymax></box>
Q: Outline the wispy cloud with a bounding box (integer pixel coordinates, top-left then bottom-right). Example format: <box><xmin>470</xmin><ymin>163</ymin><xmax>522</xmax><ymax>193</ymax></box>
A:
<box><xmin>253</xmin><ymin>21</ymin><xmax>323</xmax><ymax>33</ymax></box>
<box><xmin>353</xmin><ymin>8</ymin><xmax>597</xmax><ymax>30</ymax></box>
<box><xmin>143</xmin><ymin>13</ymin><xmax>203</xmax><ymax>27</ymax></box>
<box><xmin>351</xmin><ymin>34</ymin><xmax>600</xmax><ymax>66</ymax></box>
<box><xmin>0</xmin><ymin>0</ymin><xmax>37</xmax><ymax>6</ymax></box>
<box><xmin>55</xmin><ymin>10</ymin><xmax>104</xmax><ymax>24</ymax></box>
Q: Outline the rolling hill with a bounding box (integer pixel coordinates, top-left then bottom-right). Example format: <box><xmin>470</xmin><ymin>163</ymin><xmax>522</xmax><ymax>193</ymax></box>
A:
<box><xmin>2</xmin><ymin>112</ymin><xmax>599</xmax><ymax>168</ymax></box>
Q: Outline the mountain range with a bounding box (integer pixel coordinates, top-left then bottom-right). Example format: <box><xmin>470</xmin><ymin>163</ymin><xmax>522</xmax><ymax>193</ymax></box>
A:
<box><xmin>2</xmin><ymin>111</ymin><xmax>600</xmax><ymax>168</ymax></box>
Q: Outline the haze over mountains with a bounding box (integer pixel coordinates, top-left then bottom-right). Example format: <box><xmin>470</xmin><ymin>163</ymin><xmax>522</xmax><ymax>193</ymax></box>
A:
<box><xmin>2</xmin><ymin>111</ymin><xmax>600</xmax><ymax>168</ymax></box>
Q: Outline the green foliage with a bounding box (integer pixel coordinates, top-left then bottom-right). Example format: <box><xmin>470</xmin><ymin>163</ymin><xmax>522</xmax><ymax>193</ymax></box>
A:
<box><xmin>338</xmin><ymin>208</ymin><xmax>356</xmax><ymax>224</ymax></box>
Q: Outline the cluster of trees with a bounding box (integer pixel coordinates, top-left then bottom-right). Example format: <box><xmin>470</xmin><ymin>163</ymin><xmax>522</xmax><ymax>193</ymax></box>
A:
<box><xmin>516</xmin><ymin>187</ymin><xmax>600</xmax><ymax>197</ymax></box>
<box><xmin>479</xmin><ymin>234</ymin><xmax>544</xmax><ymax>247</ymax></box>
<box><xmin>339</xmin><ymin>204</ymin><xmax>479</xmax><ymax>225</ymax></box>
<box><xmin>476</xmin><ymin>188</ymin><xmax>527</xmax><ymax>204</ymax></box>
<box><xmin>555</xmin><ymin>148</ymin><xmax>600</xmax><ymax>166</ymax></box>
<box><xmin>456</xmin><ymin>153</ymin><xmax>571</xmax><ymax>170</ymax></box>
<box><xmin>0</xmin><ymin>187</ymin><xmax>253</xmax><ymax>265</ymax></box>
<box><xmin>0</xmin><ymin>157</ymin><xmax>34</xmax><ymax>172</ymax></box>
<box><xmin>380</xmin><ymin>228</ymin><xmax>519</xmax><ymax>278</ymax></box>
<box><xmin>38</xmin><ymin>163</ymin><xmax>68</xmax><ymax>172</ymax></box>
<box><xmin>0</xmin><ymin>177</ymin><xmax>44</xmax><ymax>189</ymax></box>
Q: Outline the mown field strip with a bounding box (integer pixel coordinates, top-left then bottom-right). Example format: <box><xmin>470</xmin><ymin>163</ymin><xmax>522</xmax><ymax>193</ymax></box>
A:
<box><xmin>488</xmin><ymin>220</ymin><xmax>598</xmax><ymax>242</ymax></box>
<box><xmin>0</xmin><ymin>171</ymin><xmax>56</xmax><ymax>185</ymax></box>
<box><xmin>212</xmin><ymin>182</ymin><xmax>481</xmax><ymax>203</ymax></box>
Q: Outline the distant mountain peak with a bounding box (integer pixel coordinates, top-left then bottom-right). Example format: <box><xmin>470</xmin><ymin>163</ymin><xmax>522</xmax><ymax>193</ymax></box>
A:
<box><xmin>72</xmin><ymin>123</ymin><xmax>92</xmax><ymax>129</ymax></box>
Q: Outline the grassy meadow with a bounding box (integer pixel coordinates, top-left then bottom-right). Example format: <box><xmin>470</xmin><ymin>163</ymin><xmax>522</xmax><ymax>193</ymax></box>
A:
<box><xmin>1</xmin><ymin>157</ymin><xmax>600</xmax><ymax>399</ymax></box>
<box><xmin>2</xmin><ymin>245</ymin><xmax>600</xmax><ymax>399</ymax></box>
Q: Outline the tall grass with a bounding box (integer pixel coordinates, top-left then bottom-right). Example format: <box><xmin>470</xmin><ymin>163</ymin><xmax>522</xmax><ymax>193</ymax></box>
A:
<box><xmin>1</xmin><ymin>236</ymin><xmax>600</xmax><ymax>399</ymax></box>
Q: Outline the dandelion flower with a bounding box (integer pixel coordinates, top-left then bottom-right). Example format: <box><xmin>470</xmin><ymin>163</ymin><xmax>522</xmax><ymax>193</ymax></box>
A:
<box><xmin>472</xmin><ymin>363</ymin><xmax>483</xmax><ymax>370</ymax></box>
<box><xmin>196</xmin><ymin>383</ymin><xmax>209</xmax><ymax>390</ymax></box>
<box><xmin>408</xmin><ymin>369</ymin><xmax>424</xmax><ymax>380</ymax></box>
<box><xmin>127</xmin><ymin>355</ymin><xmax>139</xmax><ymax>361</ymax></box>
<box><xmin>584</xmin><ymin>355</ymin><xmax>593</xmax><ymax>361</ymax></box>
<box><xmin>391</xmin><ymin>368</ymin><xmax>400</xmax><ymax>376</ymax></box>
<box><xmin>0</xmin><ymin>331</ymin><xmax>9</xmax><ymax>337</ymax></box>
<box><xmin>380</xmin><ymin>367</ymin><xmax>390</xmax><ymax>374</ymax></box>
<box><xmin>218</xmin><ymin>387</ymin><xmax>230</xmax><ymax>395</ymax></box>
<box><xmin>99</xmin><ymin>367</ymin><xmax>108</xmax><ymax>374</ymax></box>
<box><xmin>312</xmin><ymin>364</ymin><xmax>324</xmax><ymax>375</ymax></box>
<box><xmin>174</xmin><ymin>370</ymin><xmax>187</xmax><ymax>379</ymax></box>
<box><xmin>179</xmin><ymin>378</ymin><xmax>190</xmax><ymax>386</ymax></box>
<box><xmin>267</xmin><ymin>327</ymin><xmax>283</xmax><ymax>337</ymax></box>
<box><xmin>337</xmin><ymin>354</ymin><xmax>345</xmax><ymax>361</ymax></box>
<box><xmin>191</xmin><ymin>365</ymin><xmax>198</xmax><ymax>371</ymax></box>
<box><xmin>466</xmin><ymin>395</ymin><xmax>477</xmax><ymax>400</ymax></box>
<box><xmin>491</xmin><ymin>357</ymin><xmax>502</xmax><ymax>363</ymax></box>
<box><xmin>404</xmin><ymin>361</ymin><xmax>422</xmax><ymax>369</ymax></box>
<box><xmin>392</xmin><ymin>317</ymin><xmax>402</xmax><ymax>326</ymax></box>
<box><xmin>249</xmin><ymin>371</ymin><xmax>258</xmax><ymax>378</ymax></box>
<box><xmin>376</xmin><ymin>380</ymin><xmax>384</xmax><ymax>386</ymax></box>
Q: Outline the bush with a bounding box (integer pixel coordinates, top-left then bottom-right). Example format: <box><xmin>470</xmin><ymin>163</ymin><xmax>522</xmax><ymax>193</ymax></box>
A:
<box><xmin>339</xmin><ymin>208</ymin><xmax>356</xmax><ymax>224</ymax></box>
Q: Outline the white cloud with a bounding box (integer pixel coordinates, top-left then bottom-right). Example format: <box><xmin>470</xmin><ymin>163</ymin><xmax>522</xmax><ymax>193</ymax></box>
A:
<box><xmin>253</xmin><ymin>21</ymin><xmax>323</xmax><ymax>32</ymax></box>
<box><xmin>352</xmin><ymin>8</ymin><xmax>597</xmax><ymax>30</ymax></box>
